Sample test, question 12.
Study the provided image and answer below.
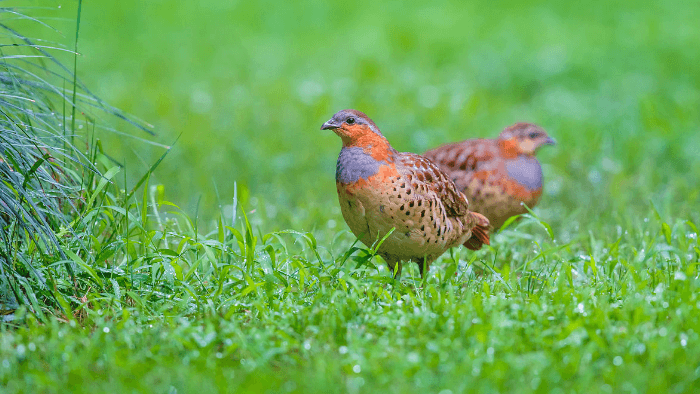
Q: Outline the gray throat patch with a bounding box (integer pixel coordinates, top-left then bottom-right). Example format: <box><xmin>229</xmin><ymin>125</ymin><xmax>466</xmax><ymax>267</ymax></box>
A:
<box><xmin>336</xmin><ymin>147</ymin><xmax>382</xmax><ymax>184</ymax></box>
<box><xmin>505</xmin><ymin>155</ymin><xmax>543</xmax><ymax>191</ymax></box>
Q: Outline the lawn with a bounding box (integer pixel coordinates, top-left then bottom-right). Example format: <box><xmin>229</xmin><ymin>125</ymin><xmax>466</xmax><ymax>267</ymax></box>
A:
<box><xmin>1</xmin><ymin>0</ymin><xmax>700</xmax><ymax>392</ymax></box>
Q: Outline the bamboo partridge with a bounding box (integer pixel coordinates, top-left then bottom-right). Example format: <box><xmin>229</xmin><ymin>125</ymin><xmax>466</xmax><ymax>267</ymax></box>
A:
<box><xmin>423</xmin><ymin>123</ymin><xmax>555</xmax><ymax>230</ymax></box>
<box><xmin>322</xmin><ymin>109</ymin><xmax>490</xmax><ymax>279</ymax></box>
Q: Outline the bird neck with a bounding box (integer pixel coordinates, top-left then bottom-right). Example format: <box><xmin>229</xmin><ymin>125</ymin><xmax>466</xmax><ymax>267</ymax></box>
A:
<box><xmin>497</xmin><ymin>138</ymin><xmax>525</xmax><ymax>159</ymax></box>
<box><xmin>342</xmin><ymin>133</ymin><xmax>396</xmax><ymax>162</ymax></box>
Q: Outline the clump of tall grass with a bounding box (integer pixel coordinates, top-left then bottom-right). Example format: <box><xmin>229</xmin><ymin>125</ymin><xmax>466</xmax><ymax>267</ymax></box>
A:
<box><xmin>0</xmin><ymin>6</ymin><xmax>152</xmax><ymax>316</ymax></box>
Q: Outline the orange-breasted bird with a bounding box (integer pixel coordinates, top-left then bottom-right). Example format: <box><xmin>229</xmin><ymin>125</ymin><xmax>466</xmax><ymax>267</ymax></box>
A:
<box><xmin>322</xmin><ymin>109</ymin><xmax>490</xmax><ymax>278</ymax></box>
<box><xmin>423</xmin><ymin>123</ymin><xmax>555</xmax><ymax>230</ymax></box>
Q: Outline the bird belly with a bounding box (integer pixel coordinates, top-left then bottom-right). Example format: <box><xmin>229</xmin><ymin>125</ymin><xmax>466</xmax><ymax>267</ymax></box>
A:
<box><xmin>337</xmin><ymin>186</ymin><xmax>371</xmax><ymax>244</ymax></box>
<box><xmin>337</xmin><ymin>180</ymin><xmax>465</xmax><ymax>262</ymax></box>
<box><xmin>465</xmin><ymin>171</ymin><xmax>542</xmax><ymax>229</ymax></box>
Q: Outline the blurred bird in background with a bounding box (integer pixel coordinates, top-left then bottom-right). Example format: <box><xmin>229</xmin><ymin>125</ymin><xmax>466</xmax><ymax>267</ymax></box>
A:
<box><xmin>424</xmin><ymin>123</ymin><xmax>555</xmax><ymax>230</ymax></box>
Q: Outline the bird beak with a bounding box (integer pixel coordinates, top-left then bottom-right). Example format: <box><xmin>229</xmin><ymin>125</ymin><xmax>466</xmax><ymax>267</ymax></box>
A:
<box><xmin>321</xmin><ymin>119</ymin><xmax>339</xmax><ymax>130</ymax></box>
<box><xmin>544</xmin><ymin>136</ymin><xmax>557</xmax><ymax>145</ymax></box>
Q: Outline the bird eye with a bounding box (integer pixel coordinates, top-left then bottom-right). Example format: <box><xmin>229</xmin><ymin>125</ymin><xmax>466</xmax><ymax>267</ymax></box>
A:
<box><xmin>346</xmin><ymin>117</ymin><xmax>356</xmax><ymax>125</ymax></box>
<box><xmin>528</xmin><ymin>132</ymin><xmax>539</xmax><ymax>139</ymax></box>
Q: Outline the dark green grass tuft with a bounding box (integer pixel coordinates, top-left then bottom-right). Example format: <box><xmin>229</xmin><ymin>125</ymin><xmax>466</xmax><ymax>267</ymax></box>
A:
<box><xmin>0</xmin><ymin>6</ymin><xmax>153</xmax><ymax>316</ymax></box>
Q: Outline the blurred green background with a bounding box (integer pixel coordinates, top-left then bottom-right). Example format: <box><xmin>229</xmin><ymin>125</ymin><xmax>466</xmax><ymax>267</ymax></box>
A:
<box><xmin>13</xmin><ymin>0</ymin><xmax>700</xmax><ymax>233</ymax></box>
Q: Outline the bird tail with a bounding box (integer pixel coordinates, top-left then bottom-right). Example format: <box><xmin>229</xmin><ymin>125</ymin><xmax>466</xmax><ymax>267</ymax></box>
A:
<box><xmin>463</xmin><ymin>212</ymin><xmax>490</xmax><ymax>251</ymax></box>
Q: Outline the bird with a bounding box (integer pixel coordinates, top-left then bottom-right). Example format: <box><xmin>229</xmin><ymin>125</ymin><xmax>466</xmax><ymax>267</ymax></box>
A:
<box><xmin>321</xmin><ymin>109</ymin><xmax>490</xmax><ymax>279</ymax></box>
<box><xmin>423</xmin><ymin>122</ymin><xmax>555</xmax><ymax>230</ymax></box>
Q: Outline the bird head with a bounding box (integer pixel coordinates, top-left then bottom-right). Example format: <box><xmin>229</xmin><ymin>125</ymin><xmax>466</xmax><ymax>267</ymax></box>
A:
<box><xmin>321</xmin><ymin>109</ymin><xmax>387</xmax><ymax>147</ymax></box>
<box><xmin>498</xmin><ymin>123</ymin><xmax>556</xmax><ymax>155</ymax></box>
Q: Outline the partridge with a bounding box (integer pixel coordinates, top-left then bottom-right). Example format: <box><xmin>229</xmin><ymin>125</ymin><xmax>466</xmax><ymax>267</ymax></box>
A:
<box><xmin>321</xmin><ymin>109</ymin><xmax>490</xmax><ymax>279</ymax></box>
<box><xmin>423</xmin><ymin>123</ymin><xmax>555</xmax><ymax>230</ymax></box>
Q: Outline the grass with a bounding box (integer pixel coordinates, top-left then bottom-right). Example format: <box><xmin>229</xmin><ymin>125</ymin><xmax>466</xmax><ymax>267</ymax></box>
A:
<box><xmin>1</xmin><ymin>210</ymin><xmax>699</xmax><ymax>392</ymax></box>
<box><xmin>1</xmin><ymin>0</ymin><xmax>700</xmax><ymax>392</ymax></box>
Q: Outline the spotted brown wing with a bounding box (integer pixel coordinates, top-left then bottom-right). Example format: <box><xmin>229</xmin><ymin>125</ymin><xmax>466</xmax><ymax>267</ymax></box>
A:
<box><xmin>424</xmin><ymin>139</ymin><xmax>501</xmax><ymax>191</ymax></box>
<box><xmin>395</xmin><ymin>152</ymin><xmax>471</xmax><ymax>217</ymax></box>
<box><xmin>425</xmin><ymin>139</ymin><xmax>497</xmax><ymax>171</ymax></box>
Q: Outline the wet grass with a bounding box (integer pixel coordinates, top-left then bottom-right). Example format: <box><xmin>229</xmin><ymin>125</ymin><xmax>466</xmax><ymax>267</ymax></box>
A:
<box><xmin>1</xmin><ymin>198</ymin><xmax>699</xmax><ymax>392</ymax></box>
<box><xmin>1</xmin><ymin>0</ymin><xmax>700</xmax><ymax>393</ymax></box>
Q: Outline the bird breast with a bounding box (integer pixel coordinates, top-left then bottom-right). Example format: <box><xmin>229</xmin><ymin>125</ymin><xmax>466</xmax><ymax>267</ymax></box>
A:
<box><xmin>336</xmin><ymin>146</ymin><xmax>387</xmax><ymax>183</ymax></box>
<box><xmin>336</xmin><ymin>163</ymin><xmax>470</xmax><ymax>261</ymax></box>
<box><xmin>505</xmin><ymin>155</ymin><xmax>543</xmax><ymax>191</ymax></box>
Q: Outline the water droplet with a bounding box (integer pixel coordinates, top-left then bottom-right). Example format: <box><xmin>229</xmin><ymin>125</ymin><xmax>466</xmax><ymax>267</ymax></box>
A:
<box><xmin>418</xmin><ymin>85</ymin><xmax>440</xmax><ymax>108</ymax></box>
<box><xmin>297</xmin><ymin>80</ymin><xmax>324</xmax><ymax>104</ymax></box>
<box><xmin>407</xmin><ymin>352</ymin><xmax>420</xmax><ymax>363</ymax></box>
<box><xmin>587</xmin><ymin>170</ymin><xmax>602</xmax><ymax>184</ymax></box>
<box><xmin>190</xmin><ymin>88</ymin><xmax>213</xmax><ymax>114</ymax></box>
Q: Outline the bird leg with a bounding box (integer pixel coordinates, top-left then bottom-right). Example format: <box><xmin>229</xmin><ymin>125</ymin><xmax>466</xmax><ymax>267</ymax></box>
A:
<box><xmin>418</xmin><ymin>257</ymin><xmax>428</xmax><ymax>278</ymax></box>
